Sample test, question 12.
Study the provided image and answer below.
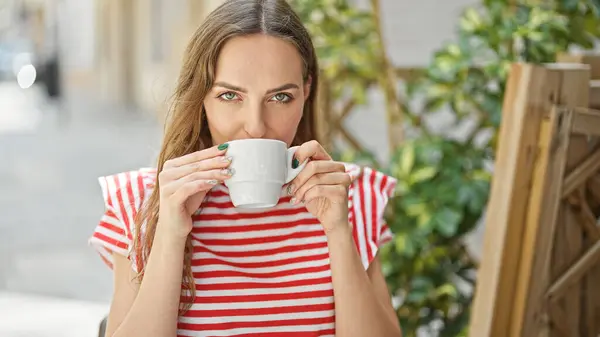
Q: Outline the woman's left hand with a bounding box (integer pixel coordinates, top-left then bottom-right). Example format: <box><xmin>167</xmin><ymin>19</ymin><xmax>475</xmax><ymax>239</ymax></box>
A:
<box><xmin>287</xmin><ymin>140</ymin><xmax>352</xmax><ymax>234</ymax></box>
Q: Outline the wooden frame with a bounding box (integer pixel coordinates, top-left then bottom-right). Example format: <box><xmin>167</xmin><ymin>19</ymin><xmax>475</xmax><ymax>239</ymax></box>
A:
<box><xmin>469</xmin><ymin>62</ymin><xmax>593</xmax><ymax>337</ymax></box>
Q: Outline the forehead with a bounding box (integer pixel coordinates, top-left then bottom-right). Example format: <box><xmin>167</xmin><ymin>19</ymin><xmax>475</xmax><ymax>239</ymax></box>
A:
<box><xmin>215</xmin><ymin>34</ymin><xmax>304</xmax><ymax>86</ymax></box>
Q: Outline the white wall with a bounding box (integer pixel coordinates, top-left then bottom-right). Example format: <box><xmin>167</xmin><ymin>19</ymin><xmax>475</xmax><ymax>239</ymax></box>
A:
<box><xmin>57</xmin><ymin>0</ymin><xmax>96</xmax><ymax>70</ymax></box>
<box><xmin>354</xmin><ymin>0</ymin><xmax>477</xmax><ymax>66</ymax></box>
<box><xmin>132</xmin><ymin>0</ymin><xmax>188</xmax><ymax>115</ymax></box>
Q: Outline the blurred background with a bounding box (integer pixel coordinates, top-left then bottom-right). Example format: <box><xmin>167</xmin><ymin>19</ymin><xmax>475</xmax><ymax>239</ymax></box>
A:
<box><xmin>1</xmin><ymin>0</ymin><xmax>599</xmax><ymax>336</ymax></box>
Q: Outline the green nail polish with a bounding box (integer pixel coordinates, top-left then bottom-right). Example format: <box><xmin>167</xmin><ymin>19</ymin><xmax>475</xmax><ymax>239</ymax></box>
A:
<box><xmin>218</xmin><ymin>143</ymin><xmax>229</xmax><ymax>151</ymax></box>
<box><xmin>292</xmin><ymin>158</ymin><xmax>300</xmax><ymax>169</ymax></box>
<box><xmin>222</xmin><ymin>167</ymin><xmax>235</xmax><ymax>176</ymax></box>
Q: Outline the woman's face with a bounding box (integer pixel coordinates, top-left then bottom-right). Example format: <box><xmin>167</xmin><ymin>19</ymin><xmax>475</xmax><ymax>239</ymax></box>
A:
<box><xmin>204</xmin><ymin>34</ymin><xmax>311</xmax><ymax>146</ymax></box>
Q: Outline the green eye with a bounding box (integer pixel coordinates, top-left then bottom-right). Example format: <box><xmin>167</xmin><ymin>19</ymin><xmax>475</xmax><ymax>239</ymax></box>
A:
<box><xmin>220</xmin><ymin>92</ymin><xmax>237</xmax><ymax>100</ymax></box>
<box><xmin>272</xmin><ymin>93</ymin><xmax>291</xmax><ymax>103</ymax></box>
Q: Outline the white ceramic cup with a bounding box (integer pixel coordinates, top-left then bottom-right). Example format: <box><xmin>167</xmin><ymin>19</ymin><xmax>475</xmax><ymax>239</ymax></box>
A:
<box><xmin>223</xmin><ymin>139</ymin><xmax>307</xmax><ymax>208</ymax></box>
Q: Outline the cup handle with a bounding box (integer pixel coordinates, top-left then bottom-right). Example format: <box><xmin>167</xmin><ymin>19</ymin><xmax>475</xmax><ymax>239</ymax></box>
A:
<box><xmin>285</xmin><ymin>146</ymin><xmax>307</xmax><ymax>184</ymax></box>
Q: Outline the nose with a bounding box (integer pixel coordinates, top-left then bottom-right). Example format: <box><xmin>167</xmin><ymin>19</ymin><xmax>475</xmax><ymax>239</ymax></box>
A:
<box><xmin>243</xmin><ymin>102</ymin><xmax>267</xmax><ymax>138</ymax></box>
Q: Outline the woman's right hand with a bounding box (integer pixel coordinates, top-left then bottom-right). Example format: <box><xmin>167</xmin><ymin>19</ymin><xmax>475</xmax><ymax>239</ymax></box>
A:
<box><xmin>157</xmin><ymin>144</ymin><xmax>233</xmax><ymax>239</ymax></box>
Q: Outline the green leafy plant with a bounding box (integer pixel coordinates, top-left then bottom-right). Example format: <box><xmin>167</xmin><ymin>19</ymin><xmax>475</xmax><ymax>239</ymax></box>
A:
<box><xmin>292</xmin><ymin>0</ymin><xmax>600</xmax><ymax>336</ymax></box>
<box><xmin>385</xmin><ymin>2</ymin><xmax>599</xmax><ymax>335</ymax></box>
<box><xmin>291</xmin><ymin>0</ymin><xmax>380</xmax><ymax>104</ymax></box>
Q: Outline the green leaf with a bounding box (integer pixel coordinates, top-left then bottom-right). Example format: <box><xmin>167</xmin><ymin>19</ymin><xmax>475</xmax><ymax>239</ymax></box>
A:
<box><xmin>351</xmin><ymin>81</ymin><xmax>368</xmax><ymax>105</ymax></box>
<box><xmin>411</xmin><ymin>276</ymin><xmax>434</xmax><ymax>289</ymax></box>
<box><xmin>400</xmin><ymin>143</ymin><xmax>415</xmax><ymax>176</ymax></box>
<box><xmin>457</xmin><ymin>185</ymin><xmax>475</xmax><ymax>205</ymax></box>
<box><xmin>394</xmin><ymin>233</ymin><xmax>416</xmax><ymax>256</ymax></box>
<box><xmin>423</xmin><ymin>97</ymin><xmax>447</xmax><ymax>112</ymax></box>
<box><xmin>435</xmin><ymin>283</ymin><xmax>458</xmax><ymax>298</ymax></box>
<box><xmin>460</xmin><ymin>7</ymin><xmax>483</xmax><ymax>33</ymax></box>
<box><xmin>394</xmin><ymin>180</ymin><xmax>409</xmax><ymax>195</ymax></box>
<box><xmin>561</xmin><ymin>0</ymin><xmax>580</xmax><ymax>11</ymax></box>
<box><xmin>405</xmin><ymin>202</ymin><xmax>428</xmax><ymax>218</ymax></box>
<box><xmin>406</xmin><ymin>289</ymin><xmax>428</xmax><ymax>303</ymax></box>
<box><xmin>471</xmin><ymin>169</ymin><xmax>491</xmax><ymax>181</ymax></box>
<box><xmin>417</xmin><ymin>212</ymin><xmax>433</xmax><ymax>231</ymax></box>
<box><xmin>409</xmin><ymin>167</ymin><xmax>438</xmax><ymax>184</ymax></box>
<box><xmin>435</xmin><ymin>208</ymin><xmax>463</xmax><ymax>237</ymax></box>
<box><xmin>447</xmin><ymin>44</ymin><xmax>461</xmax><ymax>57</ymax></box>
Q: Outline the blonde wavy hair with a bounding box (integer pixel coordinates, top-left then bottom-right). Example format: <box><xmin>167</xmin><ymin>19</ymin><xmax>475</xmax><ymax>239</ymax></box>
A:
<box><xmin>133</xmin><ymin>0</ymin><xmax>320</xmax><ymax>314</ymax></box>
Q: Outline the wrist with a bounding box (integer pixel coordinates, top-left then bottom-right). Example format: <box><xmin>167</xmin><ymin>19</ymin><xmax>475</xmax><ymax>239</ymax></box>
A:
<box><xmin>324</xmin><ymin>221</ymin><xmax>353</xmax><ymax>241</ymax></box>
<box><xmin>155</xmin><ymin>222</ymin><xmax>188</xmax><ymax>249</ymax></box>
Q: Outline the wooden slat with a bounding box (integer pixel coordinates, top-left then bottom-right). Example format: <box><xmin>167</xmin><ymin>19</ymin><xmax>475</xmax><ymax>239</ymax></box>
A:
<box><xmin>590</xmin><ymin>81</ymin><xmax>600</xmax><ymax>109</ymax></box>
<box><xmin>548</xmin><ymin>64</ymin><xmax>590</xmax><ymax>337</ymax></box>
<box><xmin>509</xmin><ymin>108</ymin><xmax>563</xmax><ymax>337</ymax></box>
<box><xmin>562</xmin><ymin>146</ymin><xmax>600</xmax><ymax>198</ymax></box>
<box><xmin>371</xmin><ymin>0</ymin><xmax>404</xmax><ymax>148</ymax></box>
<box><xmin>394</xmin><ymin>67</ymin><xmax>424</xmax><ymax>81</ymax></box>
<box><xmin>548</xmin><ymin>303</ymin><xmax>572</xmax><ymax>337</ymax></box>
<box><xmin>337</xmin><ymin>99</ymin><xmax>356</xmax><ymax>122</ymax></box>
<box><xmin>557</xmin><ymin>53</ymin><xmax>600</xmax><ymax>80</ymax></box>
<box><xmin>469</xmin><ymin>63</ymin><xmax>560</xmax><ymax>337</ymax></box>
<box><xmin>578</xmin><ymin>191</ymin><xmax>600</xmax><ymax>241</ymax></box>
<box><xmin>551</xmin><ymin>136</ymin><xmax>585</xmax><ymax>337</ymax></box>
<box><xmin>518</xmin><ymin>107</ymin><xmax>574</xmax><ymax>337</ymax></box>
<box><xmin>337</xmin><ymin>125</ymin><xmax>364</xmax><ymax>152</ymax></box>
<box><xmin>584</xmin><ymin>211</ymin><xmax>600</xmax><ymax>336</ymax></box>
<box><xmin>315</xmin><ymin>74</ymin><xmax>333</xmax><ymax>150</ymax></box>
<box><xmin>572</xmin><ymin>107</ymin><xmax>600</xmax><ymax>136</ymax></box>
<box><xmin>547</xmin><ymin>240</ymin><xmax>600</xmax><ymax>301</ymax></box>
<box><xmin>567</xmin><ymin>191</ymin><xmax>600</xmax><ymax>241</ymax></box>
<box><xmin>583</xmin><ymin>64</ymin><xmax>600</xmax><ymax>334</ymax></box>
<box><xmin>586</xmin><ymin>175</ymin><xmax>600</xmax><ymax>209</ymax></box>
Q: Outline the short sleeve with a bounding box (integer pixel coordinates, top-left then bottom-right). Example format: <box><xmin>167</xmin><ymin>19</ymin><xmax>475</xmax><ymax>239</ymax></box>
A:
<box><xmin>88</xmin><ymin>168</ymin><xmax>156</xmax><ymax>272</ymax></box>
<box><xmin>345</xmin><ymin>163</ymin><xmax>397</xmax><ymax>270</ymax></box>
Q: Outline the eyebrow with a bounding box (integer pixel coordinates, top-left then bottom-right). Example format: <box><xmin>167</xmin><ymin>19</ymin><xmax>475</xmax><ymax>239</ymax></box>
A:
<box><xmin>213</xmin><ymin>82</ymin><xmax>300</xmax><ymax>94</ymax></box>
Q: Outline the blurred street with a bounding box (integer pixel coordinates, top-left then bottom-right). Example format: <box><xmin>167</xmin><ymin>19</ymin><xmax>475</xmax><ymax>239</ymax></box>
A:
<box><xmin>0</xmin><ymin>81</ymin><xmax>161</xmax><ymax>335</ymax></box>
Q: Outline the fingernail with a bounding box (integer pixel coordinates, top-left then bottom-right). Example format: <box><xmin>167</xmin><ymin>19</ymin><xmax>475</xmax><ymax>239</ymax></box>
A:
<box><xmin>222</xmin><ymin>168</ymin><xmax>235</xmax><ymax>176</ymax></box>
<box><xmin>222</xmin><ymin>156</ymin><xmax>232</xmax><ymax>162</ymax></box>
<box><xmin>218</xmin><ymin>143</ymin><xmax>229</xmax><ymax>151</ymax></box>
<box><xmin>292</xmin><ymin>158</ymin><xmax>300</xmax><ymax>169</ymax></box>
<box><xmin>207</xmin><ymin>180</ymin><xmax>218</xmax><ymax>185</ymax></box>
<box><xmin>290</xmin><ymin>197</ymin><xmax>298</xmax><ymax>204</ymax></box>
<box><xmin>286</xmin><ymin>185</ymin><xmax>294</xmax><ymax>195</ymax></box>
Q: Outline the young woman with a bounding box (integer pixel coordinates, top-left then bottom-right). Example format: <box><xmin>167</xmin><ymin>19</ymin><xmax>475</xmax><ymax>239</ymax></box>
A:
<box><xmin>89</xmin><ymin>1</ymin><xmax>401</xmax><ymax>336</ymax></box>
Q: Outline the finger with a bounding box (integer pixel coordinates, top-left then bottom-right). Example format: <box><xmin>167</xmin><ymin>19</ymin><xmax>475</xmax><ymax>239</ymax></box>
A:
<box><xmin>171</xmin><ymin>179</ymin><xmax>216</xmax><ymax>205</ymax></box>
<box><xmin>294</xmin><ymin>140</ymin><xmax>331</xmax><ymax>163</ymax></box>
<box><xmin>288</xmin><ymin>161</ymin><xmax>346</xmax><ymax>194</ymax></box>
<box><xmin>163</xmin><ymin>144</ymin><xmax>229</xmax><ymax>169</ymax></box>
<box><xmin>160</xmin><ymin>155</ymin><xmax>232</xmax><ymax>181</ymax></box>
<box><xmin>302</xmin><ymin>184</ymin><xmax>349</xmax><ymax>204</ymax></box>
<box><xmin>292</xmin><ymin>172</ymin><xmax>351</xmax><ymax>203</ymax></box>
<box><xmin>162</xmin><ymin>169</ymin><xmax>233</xmax><ymax>195</ymax></box>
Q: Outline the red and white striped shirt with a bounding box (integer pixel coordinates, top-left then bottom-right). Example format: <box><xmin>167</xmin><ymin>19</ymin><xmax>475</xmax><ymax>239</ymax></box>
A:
<box><xmin>89</xmin><ymin>163</ymin><xmax>396</xmax><ymax>337</ymax></box>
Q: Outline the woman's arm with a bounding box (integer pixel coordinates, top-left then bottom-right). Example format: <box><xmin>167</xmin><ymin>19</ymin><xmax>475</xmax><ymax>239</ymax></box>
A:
<box><xmin>104</xmin><ymin>226</ymin><xmax>186</xmax><ymax>337</ymax></box>
<box><xmin>102</xmin><ymin>145</ymin><xmax>234</xmax><ymax>336</ymax></box>
<box><xmin>326</xmin><ymin>224</ymin><xmax>402</xmax><ymax>337</ymax></box>
<box><xmin>288</xmin><ymin>141</ymin><xmax>401</xmax><ymax>337</ymax></box>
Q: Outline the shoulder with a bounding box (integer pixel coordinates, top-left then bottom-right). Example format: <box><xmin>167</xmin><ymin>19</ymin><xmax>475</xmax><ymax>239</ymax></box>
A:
<box><xmin>342</xmin><ymin>162</ymin><xmax>397</xmax><ymax>198</ymax></box>
<box><xmin>98</xmin><ymin>168</ymin><xmax>157</xmax><ymax>214</ymax></box>
<box><xmin>342</xmin><ymin>162</ymin><xmax>397</xmax><ymax>268</ymax></box>
<box><xmin>90</xmin><ymin>168</ymin><xmax>157</xmax><ymax>270</ymax></box>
